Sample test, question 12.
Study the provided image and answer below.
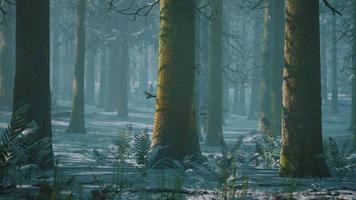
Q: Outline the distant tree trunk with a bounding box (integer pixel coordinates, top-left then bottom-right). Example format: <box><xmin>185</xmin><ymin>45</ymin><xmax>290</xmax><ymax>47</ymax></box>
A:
<box><xmin>198</xmin><ymin>5</ymin><xmax>209</xmax><ymax>135</ymax></box>
<box><xmin>50</xmin><ymin>1</ymin><xmax>60</xmax><ymax>109</ymax></box>
<box><xmin>205</xmin><ymin>0</ymin><xmax>224</xmax><ymax>146</ymax></box>
<box><xmin>106</xmin><ymin>43</ymin><xmax>119</xmax><ymax>112</ymax></box>
<box><xmin>98</xmin><ymin>47</ymin><xmax>107</xmax><ymax>108</ymax></box>
<box><xmin>232</xmin><ymin>60</ymin><xmax>239</xmax><ymax>115</ymax></box>
<box><xmin>139</xmin><ymin>43</ymin><xmax>149</xmax><ymax>101</ymax></box>
<box><xmin>117</xmin><ymin>31</ymin><xmax>129</xmax><ymax>119</ymax></box>
<box><xmin>320</xmin><ymin>17</ymin><xmax>328</xmax><ymax>102</ymax></box>
<box><xmin>331</xmin><ymin>16</ymin><xmax>338</xmax><ymax>114</ymax></box>
<box><xmin>0</xmin><ymin>20</ymin><xmax>15</xmax><ymax>110</ymax></box>
<box><xmin>151</xmin><ymin>0</ymin><xmax>201</xmax><ymax>161</ymax></box>
<box><xmin>351</xmin><ymin>0</ymin><xmax>356</xmax><ymax>133</ymax></box>
<box><xmin>66</xmin><ymin>0</ymin><xmax>86</xmax><ymax>134</ymax></box>
<box><xmin>270</xmin><ymin>0</ymin><xmax>285</xmax><ymax>136</ymax></box>
<box><xmin>14</xmin><ymin>0</ymin><xmax>54</xmax><ymax>168</ymax></box>
<box><xmin>280</xmin><ymin>0</ymin><xmax>330</xmax><ymax>177</ymax></box>
<box><xmin>85</xmin><ymin>42</ymin><xmax>97</xmax><ymax>105</ymax></box>
<box><xmin>248</xmin><ymin>15</ymin><xmax>262</xmax><ymax>120</ymax></box>
<box><xmin>258</xmin><ymin>0</ymin><xmax>273</xmax><ymax>132</ymax></box>
<box><xmin>237</xmin><ymin>18</ymin><xmax>247</xmax><ymax>116</ymax></box>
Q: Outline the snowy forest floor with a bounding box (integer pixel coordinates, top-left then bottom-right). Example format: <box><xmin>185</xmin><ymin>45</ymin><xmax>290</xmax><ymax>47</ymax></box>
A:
<box><xmin>0</xmin><ymin>100</ymin><xmax>355</xmax><ymax>199</ymax></box>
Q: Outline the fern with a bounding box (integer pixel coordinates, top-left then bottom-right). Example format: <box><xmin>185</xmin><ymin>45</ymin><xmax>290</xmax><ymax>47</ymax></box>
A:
<box><xmin>133</xmin><ymin>129</ymin><xmax>151</xmax><ymax>166</ymax></box>
<box><xmin>0</xmin><ymin>105</ymin><xmax>53</xmax><ymax>187</ymax></box>
<box><xmin>114</xmin><ymin>129</ymin><xmax>132</xmax><ymax>161</ymax></box>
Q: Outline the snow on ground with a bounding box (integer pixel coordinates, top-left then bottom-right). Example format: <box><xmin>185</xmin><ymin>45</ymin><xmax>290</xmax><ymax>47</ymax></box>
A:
<box><xmin>0</xmin><ymin>101</ymin><xmax>355</xmax><ymax>199</ymax></box>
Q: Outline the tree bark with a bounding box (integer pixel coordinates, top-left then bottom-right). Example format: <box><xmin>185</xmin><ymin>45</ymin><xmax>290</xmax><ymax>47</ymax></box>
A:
<box><xmin>14</xmin><ymin>0</ymin><xmax>54</xmax><ymax>168</ymax></box>
<box><xmin>258</xmin><ymin>0</ymin><xmax>273</xmax><ymax>132</ymax></box>
<box><xmin>66</xmin><ymin>0</ymin><xmax>86</xmax><ymax>134</ymax></box>
<box><xmin>205</xmin><ymin>0</ymin><xmax>224</xmax><ymax>146</ymax></box>
<box><xmin>270</xmin><ymin>0</ymin><xmax>285</xmax><ymax>136</ymax></box>
<box><xmin>280</xmin><ymin>0</ymin><xmax>330</xmax><ymax>177</ymax></box>
<box><xmin>151</xmin><ymin>0</ymin><xmax>201</xmax><ymax>161</ymax></box>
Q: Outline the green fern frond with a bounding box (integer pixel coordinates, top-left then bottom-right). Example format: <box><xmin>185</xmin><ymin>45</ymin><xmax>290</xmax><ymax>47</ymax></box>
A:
<box><xmin>133</xmin><ymin>129</ymin><xmax>151</xmax><ymax>166</ymax></box>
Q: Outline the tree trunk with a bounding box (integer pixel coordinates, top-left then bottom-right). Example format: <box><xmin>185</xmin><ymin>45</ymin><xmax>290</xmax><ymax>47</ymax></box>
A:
<box><xmin>205</xmin><ymin>0</ymin><xmax>224</xmax><ymax>146</ymax></box>
<box><xmin>270</xmin><ymin>0</ymin><xmax>285</xmax><ymax>136</ymax></box>
<box><xmin>98</xmin><ymin>47</ymin><xmax>107</xmax><ymax>108</ymax></box>
<box><xmin>14</xmin><ymin>0</ymin><xmax>54</xmax><ymax>168</ymax></box>
<box><xmin>280</xmin><ymin>0</ymin><xmax>330</xmax><ymax>177</ymax></box>
<box><xmin>248</xmin><ymin>14</ymin><xmax>262</xmax><ymax>120</ymax></box>
<box><xmin>320</xmin><ymin>17</ymin><xmax>328</xmax><ymax>102</ymax></box>
<box><xmin>331</xmin><ymin>16</ymin><xmax>338</xmax><ymax>114</ymax></box>
<box><xmin>85</xmin><ymin>43</ymin><xmax>97</xmax><ymax>105</ymax></box>
<box><xmin>0</xmin><ymin>19</ymin><xmax>15</xmax><ymax>110</ymax></box>
<box><xmin>258</xmin><ymin>0</ymin><xmax>273</xmax><ymax>132</ymax></box>
<box><xmin>151</xmin><ymin>0</ymin><xmax>201</xmax><ymax>161</ymax></box>
<box><xmin>66</xmin><ymin>0</ymin><xmax>86</xmax><ymax>134</ymax></box>
<box><xmin>105</xmin><ymin>43</ymin><xmax>119</xmax><ymax>112</ymax></box>
<box><xmin>117</xmin><ymin>31</ymin><xmax>129</xmax><ymax>119</ymax></box>
<box><xmin>351</xmin><ymin>0</ymin><xmax>356</xmax><ymax>133</ymax></box>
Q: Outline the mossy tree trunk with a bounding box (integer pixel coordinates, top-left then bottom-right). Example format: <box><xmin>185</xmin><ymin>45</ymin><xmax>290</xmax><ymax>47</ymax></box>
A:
<box><xmin>151</xmin><ymin>0</ymin><xmax>201</xmax><ymax>161</ymax></box>
<box><xmin>66</xmin><ymin>0</ymin><xmax>86</xmax><ymax>134</ymax></box>
<box><xmin>205</xmin><ymin>0</ymin><xmax>224</xmax><ymax>146</ymax></box>
<box><xmin>279</xmin><ymin>0</ymin><xmax>330</xmax><ymax>177</ymax></box>
<box><xmin>14</xmin><ymin>0</ymin><xmax>54</xmax><ymax>168</ymax></box>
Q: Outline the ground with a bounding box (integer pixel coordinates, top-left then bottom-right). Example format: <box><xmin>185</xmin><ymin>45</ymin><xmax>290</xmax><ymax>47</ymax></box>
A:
<box><xmin>0</xmin><ymin>99</ymin><xmax>355</xmax><ymax>199</ymax></box>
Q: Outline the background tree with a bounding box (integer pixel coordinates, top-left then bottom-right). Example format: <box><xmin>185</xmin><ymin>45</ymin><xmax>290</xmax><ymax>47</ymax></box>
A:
<box><xmin>205</xmin><ymin>0</ymin><xmax>224</xmax><ymax>146</ymax></box>
<box><xmin>280</xmin><ymin>0</ymin><xmax>330</xmax><ymax>177</ymax></box>
<box><xmin>13</xmin><ymin>0</ymin><xmax>54</xmax><ymax>168</ymax></box>
<box><xmin>66</xmin><ymin>0</ymin><xmax>86</xmax><ymax>134</ymax></box>
<box><xmin>258</xmin><ymin>0</ymin><xmax>273</xmax><ymax>132</ymax></box>
<box><xmin>0</xmin><ymin>15</ymin><xmax>14</xmax><ymax>110</ymax></box>
<box><xmin>331</xmin><ymin>14</ymin><xmax>339</xmax><ymax>114</ymax></box>
<box><xmin>151</xmin><ymin>0</ymin><xmax>201</xmax><ymax>161</ymax></box>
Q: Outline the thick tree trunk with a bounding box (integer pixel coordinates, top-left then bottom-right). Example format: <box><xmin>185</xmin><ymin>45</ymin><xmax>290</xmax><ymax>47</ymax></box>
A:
<box><xmin>151</xmin><ymin>0</ymin><xmax>201</xmax><ymax>161</ymax></box>
<box><xmin>270</xmin><ymin>0</ymin><xmax>285</xmax><ymax>136</ymax></box>
<box><xmin>14</xmin><ymin>0</ymin><xmax>54</xmax><ymax>168</ymax></box>
<box><xmin>205</xmin><ymin>0</ymin><xmax>224</xmax><ymax>146</ymax></box>
<box><xmin>117</xmin><ymin>32</ymin><xmax>129</xmax><ymax>119</ymax></box>
<box><xmin>258</xmin><ymin>0</ymin><xmax>273</xmax><ymax>132</ymax></box>
<box><xmin>331</xmin><ymin>16</ymin><xmax>338</xmax><ymax>114</ymax></box>
<box><xmin>66</xmin><ymin>0</ymin><xmax>86</xmax><ymax>134</ymax></box>
<box><xmin>0</xmin><ymin>19</ymin><xmax>15</xmax><ymax>110</ymax></box>
<box><xmin>280</xmin><ymin>0</ymin><xmax>330</xmax><ymax>177</ymax></box>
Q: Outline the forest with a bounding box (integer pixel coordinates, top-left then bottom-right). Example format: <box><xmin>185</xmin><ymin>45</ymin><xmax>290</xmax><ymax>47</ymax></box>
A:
<box><xmin>0</xmin><ymin>0</ymin><xmax>355</xmax><ymax>199</ymax></box>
